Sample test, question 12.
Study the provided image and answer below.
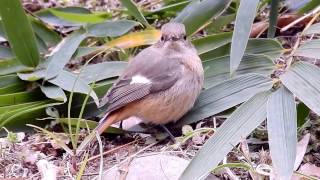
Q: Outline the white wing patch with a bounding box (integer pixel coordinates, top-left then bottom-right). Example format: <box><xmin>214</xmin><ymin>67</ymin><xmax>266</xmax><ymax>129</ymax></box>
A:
<box><xmin>130</xmin><ymin>75</ymin><xmax>151</xmax><ymax>84</ymax></box>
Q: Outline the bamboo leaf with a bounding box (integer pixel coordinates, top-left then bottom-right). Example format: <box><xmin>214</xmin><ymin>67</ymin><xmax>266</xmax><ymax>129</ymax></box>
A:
<box><xmin>294</xmin><ymin>40</ymin><xmax>320</xmax><ymax>59</ymax></box>
<box><xmin>176</xmin><ymin>74</ymin><xmax>273</xmax><ymax>126</ymax></box>
<box><xmin>120</xmin><ymin>0</ymin><xmax>149</xmax><ymax>27</ymax></box>
<box><xmin>48</xmin><ymin>70</ymin><xmax>99</xmax><ymax>106</ymax></box>
<box><xmin>49</xmin><ymin>9</ymin><xmax>111</xmax><ymax>24</ymax></box>
<box><xmin>18</xmin><ymin>69</ymin><xmax>46</xmax><ymax>81</ymax></box>
<box><xmin>45</xmin><ymin>29</ymin><xmax>87</xmax><ymax>80</ymax></box>
<box><xmin>267</xmin><ymin>0</ymin><xmax>279</xmax><ymax>38</ymax></box>
<box><xmin>180</xmin><ymin>91</ymin><xmax>270</xmax><ymax>179</ymax></box>
<box><xmin>267</xmin><ymin>86</ymin><xmax>297</xmax><ymax>180</ymax></box>
<box><xmin>204</xmin><ymin>54</ymin><xmax>275</xmax><ymax>88</ymax></box>
<box><xmin>302</xmin><ymin>23</ymin><xmax>320</xmax><ymax>35</ymax></box>
<box><xmin>0</xmin><ymin>59</ymin><xmax>32</xmax><ymax>76</ymax></box>
<box><xmin>0</xmin><ymin>45</ymin><xmax>13</xmax><ymax>59</ymax></box>
<box><xmin>77</xmin><ymin>61</ymin><xmax>127</xmax><ymax>83</ymax></box>
<box><xmin>0</xmin><ymin>90</ymin><xmax>45</xmax><ymax>107</ymax></box>
<box><xmin>200</xmin><ymin>38</ymin><xmax>283</xmax><ymax>62</ymax></box>
<box><xmin>40</xmin><ymin>86</ymin><xmax>67</xmax><ymax>102</ymax></box>
<box><xmin>35</xmin><ymin>7</ymin><xmax>92</xmax><ymax>26</ymax></box>
<box><xmin>280</xmin><ymin>61</ymin><xmax>320</xmax><ymax>115</ymax></box>
<box><xmin>86</xmin><ymin>20</ymin><xmax>139</xmax><ymax>37</ymax></box>
<box><xmin>230</xmin><ymin>0</ymin><xmax>259</xmax><ymax>74</ymax></box>
<box><xmin>174</xmin><ymin>0</ymin><xmax>231</xmax><ymax>36</ymax></box>
<box><xmin>192</xmin><ymin>32</ymin><xmax>232</xmax><ymax>55</ymax></box>
<box><xmin>0</xmin><ymin>0</ymin><xmax>40</xmax><ymax>67</ymax></box>
<box><xmin>29</xmin><ymin>16</ymin><xmax>61</xmax><ymax>47</ymax></box>
<box><xmin>297</xmin><ymin>102</ymin><xmax>310</xmax><ymax>127</ymax></box>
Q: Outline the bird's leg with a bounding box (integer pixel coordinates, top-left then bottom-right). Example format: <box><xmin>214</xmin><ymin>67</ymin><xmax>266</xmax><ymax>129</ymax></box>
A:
<box><xmin>120</xmin><ymin>120</ymin><xmax>123</xmax><ymax>129</ymax></box>
<box><xmin>160</xmin><ymin>124</ymin><xmax>176</xmax><ymax>143</ymax></box>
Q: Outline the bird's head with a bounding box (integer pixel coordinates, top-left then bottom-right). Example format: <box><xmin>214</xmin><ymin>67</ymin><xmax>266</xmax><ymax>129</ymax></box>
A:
<box><xmin>159</xmin><ymin>22</ymin><xmax>191</xmax><ymax>52</ymax></box>
<box><xmin>160</xmin><ymin>22</ymin><xmax>186</xmax><ymax>42</ymax></box>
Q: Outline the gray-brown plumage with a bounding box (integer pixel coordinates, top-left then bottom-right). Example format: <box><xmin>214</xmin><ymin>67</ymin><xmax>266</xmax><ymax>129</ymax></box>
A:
<box><xmin>78</xmin><ymin>22</ymin><xmax>204</xmax><ymax>151</ymax></box>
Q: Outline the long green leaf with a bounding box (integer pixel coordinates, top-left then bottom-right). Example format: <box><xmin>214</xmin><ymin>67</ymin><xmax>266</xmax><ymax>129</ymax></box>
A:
<box><xmin>40</xmin><ymin>85</ymin><xmax>67</xmax><ymax>102</ymax></box>
<box><xmin>204</xmin><ymin>54</ymin><xmax>275</xmax><ymax>88</ymax></box>
<box><xmin>18</xmin><ymin>69</ymin><xmax>46</xmax><ymax>81</ymax></box>
<box><xmin>0</xmin><ymin>45</ymin><xmax>13</xmax><ymax>59</ymax></box>
<box><xmin>280</xmin><ymin>61</ymin><xmax>320</xmax><ymax>115</ymax></box>
<box><xmin>0</xmin><ymin>101</ymin><xmax>61</xmax><ymax>133</ymax></box>
<box><xmin>77</xmin><ymin>61</ymin><xmax>127</xmax><ymax>83</ymax></box>
<box><xmin>45</xmin><ymin>29</ymin><xmax>87</xmax><ymax>80</ymax></box>
<box><xmin>145</xmin><ymin>0</ymin><xmax>190</xmax><ymax>17</ymax></box>
<box><xmin>180</xmin><ymin>91</ymin><xmax>270</xmax><ymax>179</ymax></box>
<box><xmin>0</xmin><ymin>59</ymin><xmax>32</xmax><ymax>76</ymax></box>
<box><xmin>230</xmin><ymin>0</ymin><xmax>259</xmax><ymax>74</ymax></box>
<box><xmin>49</xmin><ymin>70</ymin><xmax>99</xmax><ymax>106</ymax></box>
<box><xmin>200</xmin><ymin>38</ymin><xmax>283</xmax><ymax>62</ymax></box>
<box><xmin>0</xmin><ymin>83</ymin><xmax>26</xmax><ymax>95</ymax></box>
<box><xmin>302</xmin><ymin>23</ymin><xmax>320</xmax><ymax>35</ymax></box>
<box><xmin>267</xmin><ymin>0</ymin><xmax>279</xmax><ymax>38</ymax></box>
<box><xmin>0</xmin><ymin>74</ymin><xmax>21</xmax><ymax>88</ymax></box>
<box><xmin>0</xmin><ymin>0</ymin><xmax>40</xmax><ymax>67</ymax></box>
<box><xmin>0</xmin><ymin>90</ymin><xmax>45</xmax><ymax>107</ymax></box>
<box><xmin>35</xmin><ymin>7</ymin><xmax>92</xmax><ymax>26</ymax></box>
<box><xmin>86</xmin><ymin>20</ymin><xmax>139</xmax><ymax>37</ymax></box>
<box><xmin>120</xmin><ymin>0</ymin><xmax>149</xmax><ymax>27</ymax></box>
<box><xmin>294</xmin><ymin>40</ymin><xmax>320</xmax><ymax>59</ymax></box>
<box><xmin>297</xmin><ymin>0</ymin><xmax>320</xmax><ymax>14</ymax></box>
<box><xmin>206</xmin><ymin>14</ymin><xmax>236</xmax><ymax>34</ymax></box>
<box><xmin>174</xmin><ymin>0</ymin><xmax>231</xmax><ymax>36</ymax></box>
<box><xmin>267</xmin><ymin>86</ymin><xmax>297</xmax><ymax>180</ymax></box>
<box><xmin>192</xmin><ymin>32</ymin><xmax>232</xmax><ymax>55</ymax></box>
<box><xmin>50</xmin><ymin>9</ymin><xmax>111</xmax><ymax>24</ymax></box>
<box><xmin>176</xmin><ymin>74</ymin><xmax>273</xmax><ymax>126</ymax></box>
<box><xmin>297</xmin><ymin>102</ymin><xmax>310</xmax><ymax>127</ymax></box>
<box><xmin>29</xmin><ymin>16</ymin><xmax>61</xmax><ymax>47</ymax></box>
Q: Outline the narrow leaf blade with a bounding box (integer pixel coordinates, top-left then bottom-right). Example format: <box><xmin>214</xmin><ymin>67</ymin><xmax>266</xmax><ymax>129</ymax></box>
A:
<box><xmin>86</xmin><ymin>20</ymin><xmax>139</xmax><ymax>37</ymax></box>
<box><xmin>180</xmin><ymin>91</ymin><xmax>270</xmax><ymax>179</ymax></box>
<box><xmin>120</xmin><ymin>0</ymin><xmax>149</xmax><ymax>26</ymax></box>
<box><xmin>48</xmin><ymin>70</ymin><xmax>99</xmax><ymax>106</ymax></box>
<box><xmin>280</xmin><ymin>61</ymin><xmax>320</xmax><ymax>115</ymax></box>
<box><xmin>267</xmin><ymin>86</ymin><xmax>297</xmax><ymax>179</ymax></box>
<box><xmin>45</xmin><ymin>29</ymin><xmax>87</xmax><ymax>80</ymax></box>
<box><xmin>40</xmin><ymin>85</ymin><xmax>67</xmax><ymax>102</ymax></box>
<box><xmin>50</xmin><ymin>9</ymin><xmax>111</xmax><ymax>24</ymax></box>
<box><xmin>0</xmin><ymin>0</ymin><xmax>40</xmax><ymax>67</ymax></box>
<box><xmin>174</xmin><ymin>0</ymin><xmax>231</xmax><ymax>36</ymax></box>
<box><xmin>176</xmin><ymin>74</ymin><xmax>273</xmax><ymax>126</ymax></box>
<box><xmin>230</xmin><ymin>0</ymin><xmax>259</xmax><ymax>74</ymax></box>
<box><xmin>294</xmin><ymin>40</ymin><xmax>320</xmax><ymax>59</ymax></box>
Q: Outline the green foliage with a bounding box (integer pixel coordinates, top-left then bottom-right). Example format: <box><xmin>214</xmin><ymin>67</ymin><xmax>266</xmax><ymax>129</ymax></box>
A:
<box><xmin>0</xmin><ymin>1</ymin><xmax>319</xmax><ymax>179</ymax></box>
<box><xmin>0</xmin><ymin>0</ymin><xmax>40</xmax><ymax>67</ymax></box>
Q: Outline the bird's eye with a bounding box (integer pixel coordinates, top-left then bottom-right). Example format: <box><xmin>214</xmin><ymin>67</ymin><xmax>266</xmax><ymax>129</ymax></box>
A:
<box><xmin>183</xmin><ymin>35</ymin><xmax>187</xmax><ymax>40</ymax></box>
<box><xmin>161</xmin><ymin>36</ymin><xmax>165</xmax><ymax>41</ymax></box>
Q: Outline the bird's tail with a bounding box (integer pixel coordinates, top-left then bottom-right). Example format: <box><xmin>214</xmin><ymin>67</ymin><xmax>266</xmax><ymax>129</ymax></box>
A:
<box><xmin>76</xmin><ymin>112</ymin><xmax>119</xmax><ymax>155</ymax></box>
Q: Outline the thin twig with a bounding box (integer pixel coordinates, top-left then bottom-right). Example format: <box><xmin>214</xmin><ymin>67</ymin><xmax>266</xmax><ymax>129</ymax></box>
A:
<box><xmin>95</xmin><ymin>133</ymin><xmax>103</xmax><ymax>180</ymax></box>
<box><xmin>281</xmin><ymin>6</ymin><xmax>320</xmax><ymax>32</ymax></box>
<box><xmin>78</xmin><ymin>140</ymin><xmax>137</xmax><ymax>164</ymax></box>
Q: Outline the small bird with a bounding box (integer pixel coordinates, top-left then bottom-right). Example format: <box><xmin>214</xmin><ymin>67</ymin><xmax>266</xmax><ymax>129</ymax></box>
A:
<box><xmin>78</xmin><ymin>22</ymin><xmax>204</xmax><ymax>151</ymax></box>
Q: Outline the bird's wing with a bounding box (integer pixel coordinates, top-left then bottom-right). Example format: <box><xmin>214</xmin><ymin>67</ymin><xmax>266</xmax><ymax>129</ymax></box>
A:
<box><xmin>100</xmin><ymin>48</ymin><xmax>182</xmax><ymax>113</ymax></box>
